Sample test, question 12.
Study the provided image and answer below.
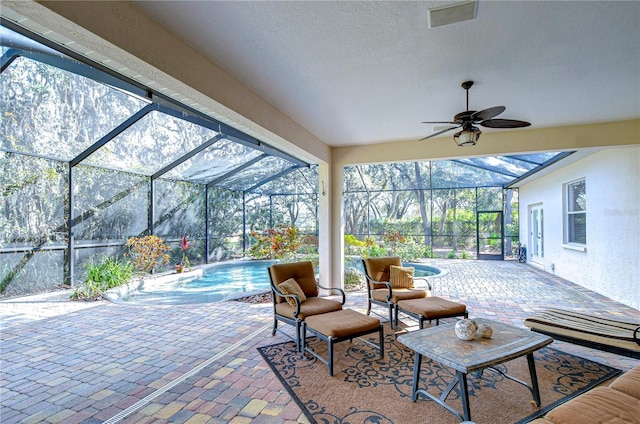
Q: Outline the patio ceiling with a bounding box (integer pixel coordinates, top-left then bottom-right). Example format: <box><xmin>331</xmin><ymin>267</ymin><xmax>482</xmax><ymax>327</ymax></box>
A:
<box><xmin>2</xmin><ymin>24</ymin><xmax>569</xmax><ymax>191</ymax></box>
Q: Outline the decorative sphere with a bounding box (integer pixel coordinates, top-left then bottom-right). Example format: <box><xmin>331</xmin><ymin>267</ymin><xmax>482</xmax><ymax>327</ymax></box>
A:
<box><xmin>477</xmin><ymin>323</ymin><xmax>493</xmax><ymax>338</ymax></box>
<box><xmin>455</xmin><ymin>319</ymin><xmax>477</xmax><ymax>341</ymax></box>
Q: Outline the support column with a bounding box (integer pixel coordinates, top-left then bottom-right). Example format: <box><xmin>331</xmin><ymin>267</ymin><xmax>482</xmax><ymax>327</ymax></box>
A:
<box><xmin>327</xmin><ymin>160</ymin><xmax>345</xmax><ymax>290</ymax></box>
<box><xmin>317</xmin><ymin>162</ymin><xmax>337</xmax><ymax>290</ymax></box>
<box><xmin>66</xmin><ymin>163</ymin><xmax>75</xmax><ymax>286</ymax></box>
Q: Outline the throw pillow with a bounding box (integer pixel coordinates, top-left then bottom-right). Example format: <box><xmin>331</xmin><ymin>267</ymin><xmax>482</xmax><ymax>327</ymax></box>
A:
<box><xmin>389</xmin><ymin>265</ymin><xmax>415</xmax><ymax>288</ymax></box>
<box><xmin>278</xmin><ymin>278</ymin><xmax>307</xmax><ymax>307</ymax></box>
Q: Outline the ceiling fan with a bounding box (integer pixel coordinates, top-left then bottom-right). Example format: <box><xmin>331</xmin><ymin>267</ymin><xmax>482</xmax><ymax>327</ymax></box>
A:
<box><xmin>421</xmin><ymin>80</ymin><xmax>531</xmax><ymax>146</ymax></box>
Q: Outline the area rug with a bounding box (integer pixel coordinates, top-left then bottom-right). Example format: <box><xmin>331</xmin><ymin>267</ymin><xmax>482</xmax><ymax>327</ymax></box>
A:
<box><xmin>258</xmin><ymin>327</ymin><xmax>621</xmax><ymax>424</ymax></box>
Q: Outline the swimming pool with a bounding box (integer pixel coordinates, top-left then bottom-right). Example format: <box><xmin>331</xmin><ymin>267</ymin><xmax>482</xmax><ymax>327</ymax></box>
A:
<box><xmin>120</xmin><ymin>260</ymin><xmax>443</xmax><ymax>305</ymax></box>
<box><xmin>122</xmin><ymin>260</ymin><xmax>275</xmax><ymax>305</ymax></box>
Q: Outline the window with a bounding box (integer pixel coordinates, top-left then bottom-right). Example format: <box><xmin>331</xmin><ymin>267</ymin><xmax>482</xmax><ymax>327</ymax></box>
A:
<box><xmin>565</xmin><ymin>179</ymin><xmax>586</xmax><ymax>245</ymax></box>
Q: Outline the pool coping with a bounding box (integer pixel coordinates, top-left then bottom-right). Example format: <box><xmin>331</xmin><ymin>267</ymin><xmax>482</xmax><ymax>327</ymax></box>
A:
<box><xmin>104</xmin><ymin>268</ymin><xmax>204</xmax><ymax>304</ymax></box>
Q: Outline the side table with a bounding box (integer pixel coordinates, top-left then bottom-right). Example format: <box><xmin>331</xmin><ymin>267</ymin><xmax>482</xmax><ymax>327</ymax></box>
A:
<box><xmin>397</xmin><ymin>318</ymin><xmax>553</xmax><ymax>422</ymax></box>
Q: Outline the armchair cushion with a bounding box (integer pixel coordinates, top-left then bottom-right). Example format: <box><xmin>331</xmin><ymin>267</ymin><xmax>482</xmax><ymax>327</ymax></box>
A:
<box><xmin>363</xmin><ymin>256</ymin><xmax>402</xmax><ymax>289</ymax></box>
<box><xmin>269</xmin><ymin>261</ymin><xmax>319</xmax><ymax>301</ymax></box>
<box><xmin>274</xmin><ymin>297</ymin><xmax>343</xmax><ymax>320</ymax></box>
<box><xmin>278</xmin><ymin>278</ymin><xmax>307</xmax><ymax>307</ymax></box>
<box><xmin>390</xmin><ymin>265</ymin><xmax>415</xmax><ymax>288</ymax></box>
<box><xmin>372</xmin><ymin>288</ymin><xmax>427</xmax><ymax>303</ymax></box>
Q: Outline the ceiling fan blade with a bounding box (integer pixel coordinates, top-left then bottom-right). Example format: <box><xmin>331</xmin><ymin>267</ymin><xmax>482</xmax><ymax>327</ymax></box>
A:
<box><xmin>419</xmin><ymin>126</ymin><xmax>460</xmax><ymax>141</ymax></box>
<box><xmin>480</xmin><ymin>119</ymin><xmax>531</xmax><ymax>128</ymax></box>
<box><xmin>422</xmin><ymin>121</ymin><xmax>457</xmax><ymax>124</ymax></box>
<box><xmin>471</xmin><ymin>106</ymin><xmax>505</xmax><ymax>122</ymax></box>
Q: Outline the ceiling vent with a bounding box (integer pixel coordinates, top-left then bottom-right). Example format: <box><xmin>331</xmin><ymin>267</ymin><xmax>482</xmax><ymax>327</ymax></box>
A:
<box><xmin>428</xmin><ymin>0</ymin><xmax>478</xmax><ymax>28</ymax></box>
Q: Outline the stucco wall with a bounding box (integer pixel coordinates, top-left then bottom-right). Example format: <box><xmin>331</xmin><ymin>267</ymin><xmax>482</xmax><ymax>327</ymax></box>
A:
<box><xmin>519</xmin><ymin>146</ymin><xmax>640</xmax><ymax>309</ymax></box>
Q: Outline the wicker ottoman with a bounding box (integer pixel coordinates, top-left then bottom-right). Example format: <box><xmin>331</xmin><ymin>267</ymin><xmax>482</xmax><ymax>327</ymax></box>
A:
<box><xmin>302</xmin><ymin>309</ymin><xmax>384</xmax><ymax>376</ymax></box>
<box><xmin>395</xmin><ymin>297</ymin><xmax>468</xmax><ymax>329</ymax></box>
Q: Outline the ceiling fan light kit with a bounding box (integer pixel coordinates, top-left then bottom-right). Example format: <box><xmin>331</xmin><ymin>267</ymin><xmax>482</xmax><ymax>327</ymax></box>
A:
<box><xmin>454</xmin><ymin>126</ymin><xmax>481</xmax><ymax>147</ymax></box>
<box><xmin>421</xmin><ymin>80</ymin><xmax>531</xmax><ymax>146</ymax></box>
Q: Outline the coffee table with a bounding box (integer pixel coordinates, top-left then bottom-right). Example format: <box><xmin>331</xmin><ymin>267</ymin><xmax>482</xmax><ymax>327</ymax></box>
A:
<box><xmin>397</xmin><ymin>318</ymin><xmax>553</xmax><ymax>422</ymax></box>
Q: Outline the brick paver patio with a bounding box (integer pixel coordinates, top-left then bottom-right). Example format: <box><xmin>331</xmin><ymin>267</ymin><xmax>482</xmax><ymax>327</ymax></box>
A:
<box><xmin>1</xmin><ymin>260</ymin><xmax>638</xmax><ymax>423</ymax></box>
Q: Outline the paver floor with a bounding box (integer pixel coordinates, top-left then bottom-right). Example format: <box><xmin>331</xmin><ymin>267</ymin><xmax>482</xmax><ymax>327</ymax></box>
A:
<box><xmin>1</xmin><ymin>260</ymin><xmax>638</xmax><ymax>423</ymax></box>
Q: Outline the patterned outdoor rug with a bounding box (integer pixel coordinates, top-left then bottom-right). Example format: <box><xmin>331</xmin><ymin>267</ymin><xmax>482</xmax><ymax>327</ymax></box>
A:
<box><xmin>258</xmin><ymin>326</ymin><xmax>621</xmax><ymax>424</ymax></box>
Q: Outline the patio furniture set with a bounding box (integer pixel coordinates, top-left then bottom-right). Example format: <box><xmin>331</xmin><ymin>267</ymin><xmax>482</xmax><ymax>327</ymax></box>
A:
<box><xmin>267</xmin><ymin>258</ymin><xmax>470</xmax><ymax>374</ymax></box>
<box><xmin>266</xmin><ymin>257</ymin><xmax>640</xmax><ymax>423</ymax></box>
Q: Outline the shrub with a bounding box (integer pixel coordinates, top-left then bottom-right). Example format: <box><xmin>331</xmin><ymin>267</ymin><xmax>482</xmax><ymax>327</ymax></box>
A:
<box><xmin>248</xmin><ymin>225</ymin><xmax>302</xmax><ymax>260</ymax></box>
<box><xmin>362</xmin><ymin>244</ymin><xmax>388</xmax><ymax>259</ymax></box>
<box><xmin>126</xmin><ymin>235</ymin><xmax>171</xmax><ymax>273</ymax></box>
<box><xmin>344</xmin><ymin>267</ymin><xmax>365</xmax><ymax>291</ymax></box>
<box><xmin>344</xmin><ymin>234</ymin><xmax>367</xmax><ymax>247</ymax></box>
<box><xmin>71</xmin><ymin>257</ymin><xmax>133</xmax><ymax>301</ymax></box>
<box><xmin>394</xmin><ymin>239</ymin><xmax>433</xmax><ymax>262</ymax></box>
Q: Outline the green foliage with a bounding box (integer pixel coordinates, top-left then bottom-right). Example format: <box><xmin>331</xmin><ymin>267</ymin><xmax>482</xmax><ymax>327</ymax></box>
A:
<box><xmin>71</xmin><ymin>256</ymin><xmax>133</xmax><ymax>300</ymax></box>
<box><xmin>362</xmin><ymin>244</ymin><xmax>389</xmax><ymax>258</ymax></box>
<box><xmin>126</xmin><ymin>235</ymin><xmax>171</xmax><ymax>273</ymax></box>
<box><xmin>383</xmin><ymin>231</ymin><xmax>406</xmax><ymax>252</ymax></box>
<box><xmin>394</xmin><ymin>239</ymin><xmax>433</xmax><ymax>261</ymax></box>
<box><xmin>298</xmin><ymin>252</ymin><xmax>319</xmax><ymax>270</ymax></box>
<box><xmin>248</xmin><ymin>225</ymin><xmax>302</xmax><ymax>260</ymax></box>
<box><xmin>344</xmin><ymin>234</ymin><xmax>376</xmax><ymax>256</ymax></box>
<box><xmin>447</xmin><ymin>250</ymin><xmax>458</xmax><ymax>259</ymax></box>
<box><xmin>344</xmin><ymin>234</ymin><xmax>365</xmax><ymax>247</ymax></box>
<box><xmin>344</xmin><ymin>267</ymin><xmax>364</xmax><ymax>291</ymax></box>
<box><xmin>1</xmin><ymin>262</ymin><xmax>16</xmax><ymax>294</ymax></box>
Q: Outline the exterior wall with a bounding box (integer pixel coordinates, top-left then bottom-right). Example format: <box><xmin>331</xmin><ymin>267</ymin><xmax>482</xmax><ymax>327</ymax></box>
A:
<box><xmin>519</xmin><ymin>146</ymin><xmax>640</xmax><ymax>309</ymax></box>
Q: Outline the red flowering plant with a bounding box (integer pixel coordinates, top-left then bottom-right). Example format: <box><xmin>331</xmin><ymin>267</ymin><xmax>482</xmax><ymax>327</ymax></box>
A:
<box><xmin>178</xmin><ymin>236</ymin><xmax>191</xmax><ymax>268</ymax></box>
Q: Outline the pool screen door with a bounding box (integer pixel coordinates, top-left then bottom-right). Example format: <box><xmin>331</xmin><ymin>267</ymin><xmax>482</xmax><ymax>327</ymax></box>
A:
<box><xmin>477</xmin><ymin>211</ymin><xmax>504</xmax><ymax>260</ymax></box>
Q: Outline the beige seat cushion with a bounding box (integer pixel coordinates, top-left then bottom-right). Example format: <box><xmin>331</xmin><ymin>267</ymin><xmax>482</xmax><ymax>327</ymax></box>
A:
<box><xmin>545</xmin><ymin>386</ymin><xmax>640</xmax><ymax>423</ymax></box>
<box><xmin>610</xmin><ymin>365</ymin><xmax>640</xmax><ymax>400</ymax></box>
<box><xmin>389</xmin><ymin>265</ymin><xmax>415</xmax><ymax>288</ymax></box>
<box><xmin>371</xmin><ymin>288</ymin><xmax>427</xmax><ymax>303</ymax></box>
<box><xmin>305</xmin><ymin>309</ymin><xmax>380</xmax><ymax>338</ymax></box>
<box><xmin>274</xmin><ymin>297</ymin><xmax>342</xmax><ymax>320</ymax></box>
<box><xmin>278</xmin><ymin>278</ymin><xmax>307</xmax><ymax>307</ymax></box>
<box><xmin>397</xmin><ymin>297</ymin><xmax>467</xmax><ymax>318</ymax></box>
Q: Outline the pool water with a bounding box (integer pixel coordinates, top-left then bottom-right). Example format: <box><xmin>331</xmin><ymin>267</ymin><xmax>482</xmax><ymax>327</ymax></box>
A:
<box><xmin>123</xmin><ymin>260</ymin><xmax>442</xmax><ymax>305</ymax></box>
<box><xmin>124</xmin><ymin>260</ymin><xmax>275</xmax><ymax>305</ymax></box>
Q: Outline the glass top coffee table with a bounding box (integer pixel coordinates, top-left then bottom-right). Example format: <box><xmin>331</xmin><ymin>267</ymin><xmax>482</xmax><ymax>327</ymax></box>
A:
<box><xmin>397</xmin><ymin>318</ymin><xmax>553</xmax><ymax>422</ymax></box>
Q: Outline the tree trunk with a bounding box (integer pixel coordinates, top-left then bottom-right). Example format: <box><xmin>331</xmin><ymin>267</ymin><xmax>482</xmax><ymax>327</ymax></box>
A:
<box><xmin>413</xmin><ymin>162</ymin><xmax>431</xmax><ymax>246</ymax></box>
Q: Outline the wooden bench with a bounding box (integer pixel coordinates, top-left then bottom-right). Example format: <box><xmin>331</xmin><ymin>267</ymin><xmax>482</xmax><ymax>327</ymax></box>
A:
<box><xmin>523</xmin><ymin>308</ymin><xmax>640</xmax><ymax>359</ymax></box>
<box><xmin>302</xmin><ymin>309</ymin><xmax>384</xmax><ymax>376</ymax></box>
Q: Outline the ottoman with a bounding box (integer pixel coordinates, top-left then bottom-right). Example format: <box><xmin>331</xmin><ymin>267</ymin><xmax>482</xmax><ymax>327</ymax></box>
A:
<box><xmin>302</xmin><ymin>309</ymin><xmax>384</xmax><ymax>376</ymax></box>
<box><xmin>396</xmin><ymin>297</ymin><xmax>468</xmax><ymax>329</ymax></box>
